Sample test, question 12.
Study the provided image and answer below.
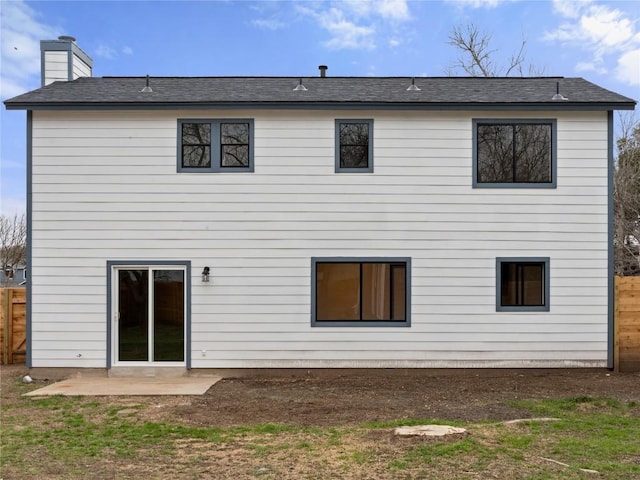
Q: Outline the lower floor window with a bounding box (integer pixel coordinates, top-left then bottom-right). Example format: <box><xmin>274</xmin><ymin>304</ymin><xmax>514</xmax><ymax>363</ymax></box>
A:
<box><xmin>496</xmin><ymin>257</ymin><xmax>550</xmax><ymax>311</ymax></box>
<box><xmin>312</xmin><ymin>258</ymin><xmax>411</xmax><ymax>326</ymax></box>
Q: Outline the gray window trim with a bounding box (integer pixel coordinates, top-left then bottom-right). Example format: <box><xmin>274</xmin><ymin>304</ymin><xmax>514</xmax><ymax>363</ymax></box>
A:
<box><xmin>496</xmin><ymin>257</ymin><xmax>550</xmax><ymax>312</ymax></box>
<box><xmin>472</xmin><ymin>119</ymin><xmax>557</xmax><ymax>189</ymax></box>
<box><xmin>106</xmin><ymin>260</ymin><xmax>192</xmax><ymax>369</ymax></box>
<box><xmin>335</xmin><ymin>119</ymin><xmax>374</xmax><ymax>173</ymax></box>
<box><xmin>177</xmin><ymin>118</ymin><xmax>254</xmax><ymax>173</ymax></box>
<box><xmin>311</xmin><ymin>256</ymin><xmax>411</xmax><ymax>327</ymax></box>
<box><xmin>26</xmin><ymin>111</ymin><xmax>33</xmax><ymax>367</ymax></box>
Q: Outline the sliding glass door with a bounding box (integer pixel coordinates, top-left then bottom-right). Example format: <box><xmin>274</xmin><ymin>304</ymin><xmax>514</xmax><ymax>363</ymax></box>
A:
<box><xmin>115</xmin><ymin>267</ymin><xmax>185</xmax><ymax>364</ymax></box>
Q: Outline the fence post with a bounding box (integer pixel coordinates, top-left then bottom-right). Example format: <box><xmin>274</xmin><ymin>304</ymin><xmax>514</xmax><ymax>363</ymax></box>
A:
<box><xmin>614</xmin><ymin>277</ymin><xmax>620</xmax><ymax>372</ymax></box>
<box><xmin>3</xmin><ymin>289</ymin><xmax>9</xmax><ymax>365</ymax></box>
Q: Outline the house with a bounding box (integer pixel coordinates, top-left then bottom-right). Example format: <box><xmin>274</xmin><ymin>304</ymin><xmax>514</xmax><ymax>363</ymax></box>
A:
<box><xmin>4</xmin><ymin>36</ymin><xmax>636</xmax><ymax>373</ymax></box>
<box><xmin>0</xmin><ymin>265</ymin><xmax>27</xmax><ymax>287</ymax></box>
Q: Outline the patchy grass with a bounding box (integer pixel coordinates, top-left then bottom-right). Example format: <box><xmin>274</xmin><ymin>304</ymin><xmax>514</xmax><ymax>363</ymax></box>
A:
<box><xmin>2</xmin><ymin>376</ymin><xmax>640</xmax><ymax>479</ymax></box>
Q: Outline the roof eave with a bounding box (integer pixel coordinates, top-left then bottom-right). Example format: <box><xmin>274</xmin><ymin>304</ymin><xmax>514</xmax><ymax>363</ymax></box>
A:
<box><xmin>4</xmin><ymin>100</ymin><xmax>636</xmax><ymax>111</ymax></box>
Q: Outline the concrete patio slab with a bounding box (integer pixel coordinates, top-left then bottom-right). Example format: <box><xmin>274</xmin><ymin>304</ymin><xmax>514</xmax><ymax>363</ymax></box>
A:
<box><xmin>23</xmin><ymin>376</ymin><xmax>222</xmax><ymax>396</ymax></box>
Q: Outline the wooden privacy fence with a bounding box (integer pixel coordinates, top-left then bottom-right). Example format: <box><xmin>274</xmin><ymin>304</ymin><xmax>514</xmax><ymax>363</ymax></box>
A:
<box><xmin>0</xmin><ymin>288</ymin><xmax>26</xmax><ymax>365</ymax></box>
<box><xmin>615</xmin><ymin>276</ymin><xmax>640</xmax><ymax>372</ymax></box>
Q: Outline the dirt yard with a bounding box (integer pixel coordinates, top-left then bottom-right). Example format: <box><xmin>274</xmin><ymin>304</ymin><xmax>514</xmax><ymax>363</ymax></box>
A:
<box><xmin>176</xmin><ymin>367</ymin><xmax>640</xmax><ymax>427</ymax></box>
<box><xmin>6</xmin><ymin>365</ymin><xmax>639</xmax><ymax>427</ymax></box>
<box><xmin>2</xmin><ymin>365</ymin><xmax>640</xmax><ymax>479</ymax></box>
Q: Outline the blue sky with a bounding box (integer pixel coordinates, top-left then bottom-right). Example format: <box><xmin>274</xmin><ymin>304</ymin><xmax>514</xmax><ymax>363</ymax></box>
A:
<box><xmin>1</xmin><ymin>0</ymin><xmax>639</xmax><ymax>216</ymax></box>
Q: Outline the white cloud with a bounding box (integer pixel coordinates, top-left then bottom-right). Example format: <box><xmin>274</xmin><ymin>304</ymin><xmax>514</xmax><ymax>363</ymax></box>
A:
<box><xmin>551</xmin><ymin>0</ymin><xmax>592</xmax><ymax>19</ymax></box>
<box><xmin>0</xmin><ymin>0</ymin><xmax>59</xmax><ymax>100</ymax></box>
<box><xmin>373</xmin><ymin>0</ymin><xmax>410</xmax><ymax>20</ymax></box>
<box><xmin>389</xmin><ymin>37</ymin><xmax>401</xmax><ymax>47</ymax></box>
<box><xmin>445</xmin><ymin>0</ymin><xmax>505</xmax><ymax>9</ymax></box>
<box><xmin>545</xmin><ymin>1</ymin><xmax>640</xmax><ymax>86</ymax></box>
<box><xmin>251</xmin><ymin>18</ymin><xmax>286</xmax><ymax>30</ymax></box>
<box><xmin>298</xmin><ymin>5</ymin><xmax>376</xmax><ymax>50</ymax></box>
<box><xmin>95</xmin><ymin>43</ymin><xmax>134</xmax><ymax>59</ymax></box>
<box><xmin>94</xmin><ymin>44</ymin><xmax>117</xmax><ymax>60</ymax></box>
<box><xmin>575</xmin><ymin>61</ymin><xmax>607</xmax><ymax>75</ymax></box>
<box><xmin>615</xmin><ymin>49</ymin><xmax>640</xmax><ymax>86</ymax></box>
<box><xmin>340</xmin><ymin>0</ymin><xmax>409</xmax><ymax>20</ymax></box>
<box><xmin>297</xmin><ymin>0</ymin><xmax>411</xmax><ymax>50</ymax></box>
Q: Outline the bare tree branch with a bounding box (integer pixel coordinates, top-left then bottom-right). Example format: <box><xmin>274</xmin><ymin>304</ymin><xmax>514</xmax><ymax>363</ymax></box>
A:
<box><xmin>0</xmin><ymin>213</ymin><xmax>27</xmax><ymax>286</ymax></box>
<box><xmin>447</xmin><ymin>23</ymin><xmax>543</xmax><ymax>77</ymax></box>
<box><xmin>614</xmin><ymin>113</ymin><xmax>640</xmax><ymax>275</ymax></box>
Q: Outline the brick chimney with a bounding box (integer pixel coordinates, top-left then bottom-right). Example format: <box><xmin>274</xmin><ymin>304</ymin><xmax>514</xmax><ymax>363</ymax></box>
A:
<box><xmin>40</xmin><ymin>36</ymin><xmax>93</xmax><ymax>86</ymax></box>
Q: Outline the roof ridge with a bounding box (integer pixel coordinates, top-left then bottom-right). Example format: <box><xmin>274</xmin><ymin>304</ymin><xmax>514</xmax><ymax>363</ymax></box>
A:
<box><xmin>97</xmin><ymin>75</ymin><xmax>568</xmax><ymax>80</ymax></box>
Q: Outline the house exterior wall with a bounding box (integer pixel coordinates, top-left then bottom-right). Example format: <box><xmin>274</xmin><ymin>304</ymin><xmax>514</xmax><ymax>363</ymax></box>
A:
<box><xmin>71</xmin><ymin>54</ymin><xmax>91</xmax><ymax>80</ymax></box>
<box><xmin>43</xmin><ymin>51</ymin><xmax>69</xmax><ymax>86</ymax></box>
<box><xmin>30</xmin><ymin>109</ymin><xmax>609</xmax><ymax>368</ymax></box>
<box><xmin>0</xmin><ymin>268</ymin><xmax>27</xmax><ymax>286</ymax></box>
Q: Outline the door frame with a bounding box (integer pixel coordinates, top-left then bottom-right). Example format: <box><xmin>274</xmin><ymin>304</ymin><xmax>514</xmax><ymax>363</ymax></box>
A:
<box><xmin>107</xmin><ymin>260</ymin><xmax>191</xmax><ymax>369</ymax></box>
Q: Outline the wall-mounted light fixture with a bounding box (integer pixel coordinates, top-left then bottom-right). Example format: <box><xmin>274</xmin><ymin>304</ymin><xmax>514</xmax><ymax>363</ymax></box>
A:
<box><xmin>201</xmin><ymin>266</ymin><xmax>210</xmax><ymax>282</ymax></box>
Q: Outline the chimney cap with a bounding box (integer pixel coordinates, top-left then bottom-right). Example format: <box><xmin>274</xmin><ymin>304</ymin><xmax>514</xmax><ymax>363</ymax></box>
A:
<box><xmin>318</xmin><ymin>65</ymin><xmax>328</xmax><ymax>77</ymax></box>
<box><xmin>58</xmin><ymin>35</ymin><xmax>76</xmax><ymax>42</ymax></box>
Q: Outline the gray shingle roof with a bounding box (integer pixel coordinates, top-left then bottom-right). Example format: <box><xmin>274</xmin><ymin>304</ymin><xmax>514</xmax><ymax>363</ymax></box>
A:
<box><xmin>4</xmin><ymin>76</ymin><xmax>636</xmax><ymax>110</ymax></box>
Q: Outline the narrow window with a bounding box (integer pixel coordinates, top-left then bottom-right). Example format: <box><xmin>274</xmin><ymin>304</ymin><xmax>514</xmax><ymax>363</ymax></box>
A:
<box><xmin>220</xmin><ymin>122</ymin><xmax>250</xmax><ymax>168</ymax></box>
<box><xmin>178</xmin><ymin>119</ymin><xmax>254</xmax><ymax>172</ymax></box>
<box><xmin>474</xmin><ymin>120</ymin><xmax>556</xmax><ymax>187</ymax></box>
<box><xmin>312</xmin><ymin>258</ymin><xmax>410</xmax><ymax>326</ymax></box>
<box><xmin>335</xmin><ymin>119</ymin><xmax>373</xmax><ymax>173</ymax></box>
<box><xmin>181</xmin><ymin>122</ymin><xmax>211</xmax><ymax>168</ymax></box>
<box><xmin>496</xmin><ymin>257</ymin><xmax>550</xmax><ymax>312</ymax></box>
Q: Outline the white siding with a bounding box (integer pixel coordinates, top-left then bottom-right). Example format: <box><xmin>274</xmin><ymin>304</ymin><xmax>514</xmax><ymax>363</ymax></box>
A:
<box><xmin>31</xmin><ymin>109</ymin><xmax>609</xmax><ymax>368</ymax></box>
<box><xmin>71</xmin><ymin>53</ymin><xmax>91</xmax><ymax>79</ymax></box>
<box><xmin>43</xmin><ymin>51</ymin><xmax>68</xmax><ymax>85</ymax></box>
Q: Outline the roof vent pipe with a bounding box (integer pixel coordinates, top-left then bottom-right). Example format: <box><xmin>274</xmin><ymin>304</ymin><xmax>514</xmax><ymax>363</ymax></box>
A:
<box><xmin>141</xmin><ymin>75</ymin><xmax>153</xmax><ymax>93</ymax></box>
<box><xmin>406</xmin><ymin>77</ymin><xmax>421</xmax><ymax>91</ymax></box>
<box><xmin>319</xmin><ymin>65</ymin><xmax>328</xmax><ymax>77</ymax></box>
<box><xmin>293</xmin><ymin>78</ymin><xmax>308</xmax><ymax>91</ymax></box>
<box><xmin>552</xmin><ymin>81</ymin><xmax>568</xmax><ymax>101</ymax></box>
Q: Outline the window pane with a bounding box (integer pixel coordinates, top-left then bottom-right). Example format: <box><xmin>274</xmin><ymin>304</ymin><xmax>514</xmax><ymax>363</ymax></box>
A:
<box><xmin>522</xmin><ymin>264</ymin><xmax>544</xmax><ymax>306</ymax></box>
<box><xmin>500</xmin><ymin>263</ymin><xmax>518</xmax><ymax>306</ymax></box>
<box><xmin>153</xmin><ymin>270</ymin><xmax>184</xmax><ymax>362</ymax></box>
<box><xmin>340</xmin><ymin>146</ymin><xmax>368</xmax><ymax>168</ymax></box>
<box><xmin>182</xmin><ymin>123</ymin><xmax>211</xmax><ymax>168</ymax></box>
<box><xmin>316</xmin><ymin>263</ymin><xmax>360</xmax><ymax>321</ymax></box>
<box><xmin>340</xmin><ymin>123</ymin><xmax>369</xmax><ymax>145</ymax></box>
<box><xmin>182</xmin><ymin>123</ymin><xmax>211</xmax><ymax>145</ymax></box>
<box><xmin>221</xmin><ymin>123</ymin><xmax>249</xmax><ymax>144</ymax></box>
<box><xmin>477</xmin><ymin>125</ymin><xmax>514</xmax><ymax>183</ymax></box>
<box><xmin>183</xmin><ymin>145</ymin><xmax>211</xmax><ymax>168</ymax></box>
<box><xmin>222</xmin><ymin>145</ymin><xmax>249</xmax><ymax>167</ymax></box>
<box><xmin>500</xmin><ymin>261</ymin><xmax>544</xmax><ymax>307</ymax></box>
<box><xmin>118</xmin><ymin>270</ymin><xmax>148</xmax><ymax>361</ymax></box>
<box><xmin>362</xmin><ymin>263</ymin><xmax>391</xmax><ymax>320</ymax></box>
<box><xmin>515</xmin><ymin>124</ymin><xmax>551</xmax><ymax>183</ymax></box>
<box><xmin>391</xmin><ymin>265</ymin><xmax>406</xmax><ymax>321</ymax></box>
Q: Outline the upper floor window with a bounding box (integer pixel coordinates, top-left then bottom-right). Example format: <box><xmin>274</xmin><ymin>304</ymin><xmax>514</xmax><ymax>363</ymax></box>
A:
<box><xmin>335</xmin><ymin>119</ymin><xmax>373</xmax><ymax>173</ymax></box>
<box><xmin>178</xmin><ymin>119</ymin><xmax>254</xmax><ymax>172</ymax></box>
<box><xmin>473</xmin><ymin>119</ymin><xmax>556</xmax><ymax>188</ymax></box>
